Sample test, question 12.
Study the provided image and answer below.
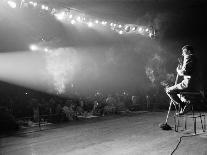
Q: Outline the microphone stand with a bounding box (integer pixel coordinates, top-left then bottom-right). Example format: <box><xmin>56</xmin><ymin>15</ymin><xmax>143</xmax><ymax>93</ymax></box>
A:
<box><xmin>160</xmin><ymin>73</ymin><xmax>179</xmax><ymax>130</ymax></box>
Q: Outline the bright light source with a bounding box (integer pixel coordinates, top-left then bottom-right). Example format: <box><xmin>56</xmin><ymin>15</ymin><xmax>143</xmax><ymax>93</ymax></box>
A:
<box><xmin>138</xmin><ymin>27</ymin><xmax>143</xmax><ymax>32</ymax></box>
<box><xmin>76</xmin><ymin>16</ymin><xmax>81</xmax><ymax>21</ymax></box>
<box><xmin>131</xmin><ymin>27</ymin><xmax>136</xmax><ymax>31</ymax></box>
<box><xmin>51</xmin><ymin>8</ymin><xmax>56</xmax><ymax>15</ymax></box>
<box><xmin>95</xmin><ymin>20</ymin><xmax>99</xmax><ymax>24</ymax></box>
<box><xmin>145</xmin><ymin>28</ymin><xmax>149</xmax><ymax>32</ymax></box>
<box><xmin>54</xmin><ymin>12</ymin><xmax>65</xmax><ymax>21</ymax></box>
<box><xmin>101</xmin><ymin>21</ymin><xmax>107</xmax><ymax>26</ymax></box>
<box><xmin>44</xmin><ymin>48</ymin><xmax>49</xmax><ymax>52</ymax></box>
<box><xmin>125</xmin><ymin>26</ymin><xmax>129</xmax><ymax>30</ymax></box>
<box><xmin>71</xmin><ymin>20</ymin><xmax>76</xmax><ymax>24</ymax></box>
<box><xmin>110</xmin><ymin>23</ymin><xmax>113</xmax><ymax>26</ymax></box>
<box><xmin>44</xmin><ymin>6</ymin><xmax>49</xmax><ymax>11</ymax></box>
<box><xmin>119</xmin><ymin>30</ymin><xmax>123</xmax><ymax>34</ymax></box>
<box><xmin>87</xmin><ymin>22</ymin><xmax>93</xmax><ymax>27</ymax></box>
<box><xmin>33</xmin><ymin>2</ymin><xmax>37</xmax><ymax>7</ymax></box>
<box><xmin>7</xmin><ymin>1</ymin><xmax>17</xmax><ymax>8</ymax></box>
<box><xmin>29</xmin><ymin>1</ymin><xmax>33</xmax><ymax>5</ymax></box>
<box><xmin>69</xmin><ymin>14</ymin><xmax>73</xmax><ymax>19</ymax></box>
<box><xmin>118</xmin><ymin>25</ymin><xmax>122</xmax><ymax>28</ymax></box>
<box><xmin>41</xmin><ymin>5</ymin><xmax>49</xmax><ymax>10</ymax></box>
<box><xmin>41</xmin><ymin>5</ymin><xmax>45</xmax><ymax>10</ymax></box>
<box><xmin>29</xmin><ymin>44</ymin><xmax>38</xmax><ymax>51</ymax></box>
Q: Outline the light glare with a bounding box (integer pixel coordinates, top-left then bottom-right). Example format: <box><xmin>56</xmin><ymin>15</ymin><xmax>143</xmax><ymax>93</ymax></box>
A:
<box><xmin>29</xmin><ymin>44</ymin><xmax>38</xmax><ymax>51</ymax></box>
<box><xmin>71</xmin><ymin>20</ymin><xmax>76</xmax><ymax>24</ymax></box>
<box><xmin>54</xmin><ymin>12</ymin><xmax>65</xmax><ymax>21</ymax></box>
<box><xmin>7</xmin><ymin>1</ymin><xmax>17</xmax><ymax>8</ymax></box>
<box><xmin>138</xmin><ymin>27</ymin><xmax>143</xmax><ymax>32</ymax></box>
<box><xmin>119</xmin><ymin>30</ymin><xmax>123</xmax><ymax>34</ymax></box>
<box><xmin>87</xmin><ymin>22</ymin><xmax>93</xmax><ymax>27</ymax></box>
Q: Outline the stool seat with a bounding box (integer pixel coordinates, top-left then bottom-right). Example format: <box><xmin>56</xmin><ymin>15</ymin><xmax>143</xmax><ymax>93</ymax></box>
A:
<box><xmin>174</xmin><ymin>91</ymin><xmax>206</xmax><ymax>134</ymax></box>
<box><xmin>188</xmin><ymin>114</ymin><xmax>205</xmax><ymax>118</ymax></box>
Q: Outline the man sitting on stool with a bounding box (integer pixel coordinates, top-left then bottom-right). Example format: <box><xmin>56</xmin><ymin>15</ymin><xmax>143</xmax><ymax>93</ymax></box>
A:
<box><xmin>166</xmin><ymin>45</ymin><xmax>197</xmax><ymax>115</ymax></box>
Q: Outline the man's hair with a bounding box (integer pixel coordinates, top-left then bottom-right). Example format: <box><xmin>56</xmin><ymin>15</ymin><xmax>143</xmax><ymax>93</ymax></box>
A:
<box><xmin>182</xmin><ymin>45</ymin><xmax>194</xmax><ymax>53</ymax></box>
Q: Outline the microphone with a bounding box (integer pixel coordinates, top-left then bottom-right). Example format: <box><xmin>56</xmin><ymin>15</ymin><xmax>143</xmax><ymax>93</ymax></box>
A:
<box><xmin>177</xmin><ymin>57</ymin><xmax>182</xmax><ymax>69</ymax></box>
<box><xmin>178</xmin><ymin>57</ymin><xmax>182</xmax><ymax>64</ymax></box>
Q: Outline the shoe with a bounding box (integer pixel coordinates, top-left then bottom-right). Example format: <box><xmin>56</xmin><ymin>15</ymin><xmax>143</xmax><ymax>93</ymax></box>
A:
<box><xmin>182</xmin><ymin>102</ymin><xmax>191</xmax><ymax>113</ymax></box>
<box><xmin>176</xmin><ymin>102</ymin><xmax>191</xmax><ymax>116</ymax></box>
<box><xmin>172</xmin><ymin>102</ymin><xmax>180</xmax><ymax>112</ymax></box>
<box><xmin>176</xmin><ymin>109</ymin><xmax>185</xmax><ymax>116</ymax></box>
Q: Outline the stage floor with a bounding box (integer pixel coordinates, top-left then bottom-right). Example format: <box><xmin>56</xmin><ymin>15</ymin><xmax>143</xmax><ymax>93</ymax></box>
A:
<box><xmin>1</xmin><ymin>112</ymin><xmax>207</xmax><ymax>155</ymax></box>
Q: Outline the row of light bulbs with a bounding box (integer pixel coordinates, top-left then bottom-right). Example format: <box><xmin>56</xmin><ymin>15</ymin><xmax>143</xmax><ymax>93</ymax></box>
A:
<box><xmin>4</xmin><ymin>0</ymin><xmax>156</xmax><ymax>38</ymax></box>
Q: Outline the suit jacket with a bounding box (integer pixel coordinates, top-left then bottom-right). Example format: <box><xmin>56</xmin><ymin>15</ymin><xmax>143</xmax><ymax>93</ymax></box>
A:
<box><xmin>179</xmin><ymin>54</ymin><xmax>196</xmax><ymax>77</ymax></box>
<box><xmin>179</xmin><ymin>53</ymin><xmax>197</xmax><ymax>90</ymax></box>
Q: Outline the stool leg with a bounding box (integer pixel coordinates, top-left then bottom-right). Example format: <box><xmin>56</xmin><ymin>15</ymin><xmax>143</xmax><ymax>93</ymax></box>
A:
<box><xmin>194</xmin><ymin>117</ymin><xmax>196</xmax><ymax>135</ymax></box>
<box><xmin>174</xmin><ymin>115</ymin><xmax>178</xmax><ymax>132</ymax></box>
<box><xmin>204</xmin><ymin>115</ymin><xmax>206</xmax><ymax>132</ymax></box>
<box><xmin>178</xmin><ymin>118</ymin><xmax>180</xmax><ymax>128</ymax></box>
<box><xmin>200</xmin><ymin>115</ymin><xmax>204</xmax><ymax>132</ymax></box>
<box><xmin>184</xmin><ymin>116</ymin><xmax>187</xmax><ymax>130</ymax></box>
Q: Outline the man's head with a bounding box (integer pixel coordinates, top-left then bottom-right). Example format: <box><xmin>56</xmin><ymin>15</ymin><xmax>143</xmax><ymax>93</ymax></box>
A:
<box><xmin>182</xmin><ymin>45</ymin><xmax>194</xmax><ymax>56</ymax></box>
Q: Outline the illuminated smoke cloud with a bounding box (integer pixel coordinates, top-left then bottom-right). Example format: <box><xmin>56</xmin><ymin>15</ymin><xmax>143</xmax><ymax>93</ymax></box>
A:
<box><xmin>145</xmin><ymin>53</ymin><xmax>165</xmax><ymax>86</ymax></box>
<box><xmin>44</xmin><ymin>48</ymin><xmax>77</xmax><ymax>94</ymax></box>
<box><xmin>145</xmin><ymin>67</ymin><xmax>155</xmax><ymax>84</ymax></box>
<box><xmin>145</xmin><ymin>52</ymin><xmax>177</xmax><ymax>88</ymax></box>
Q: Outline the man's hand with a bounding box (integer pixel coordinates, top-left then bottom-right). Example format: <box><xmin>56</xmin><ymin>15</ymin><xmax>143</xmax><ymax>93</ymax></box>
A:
<box><xmin>165</xmin><ymin>87</ymin><xmax>171</xmax><ymax>93</ymax></box>
<box><xmin>176</xmin><ymin>66</ymin><xmax>182</xmax><ymax>76</ymax></box>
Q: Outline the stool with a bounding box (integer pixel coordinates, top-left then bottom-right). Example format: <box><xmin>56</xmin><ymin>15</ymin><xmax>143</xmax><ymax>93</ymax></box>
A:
<box><xmin>174</xmin><ymin>91</ymin><xmax>206</xmax><ymax>134</ymax></box>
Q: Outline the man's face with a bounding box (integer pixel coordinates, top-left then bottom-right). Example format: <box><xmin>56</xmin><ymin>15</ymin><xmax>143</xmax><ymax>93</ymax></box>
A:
<box><xmin>182</xmin><ymin>48</ymin><xmax>187</xmax><ymax>56</ymax></box>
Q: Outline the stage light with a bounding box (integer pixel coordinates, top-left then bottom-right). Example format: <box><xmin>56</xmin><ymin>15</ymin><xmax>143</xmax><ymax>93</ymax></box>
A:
<box><xmin>51</xmin><ymin>8</ymin><xmax>57</xmax><ymax>15</ymax></box>
<box><xmin>44</xmin><ymin>6</ymin><xmax>49</xmax><ymax>11</ymax></box>
<box><xmin>41</xmin><ymin>5</ymin><xmax>49</xmax><ymax>10</ymax></box>
<box><xmin>131</xmin><ymin>27</ymin><xmax>136</xmax><ymax>31</ymax></box>
<box><xmin>54</xmin><ymin>12</ymin><xmax>65</xmax><ymax>21</ymax></box>
<box><xmin>149</xmin><ymin>32</ymin><xmax>153</xmax><ymax>38</ymax></box>
<box><xmin>138</xmin><ymin>27</ymin><xmax>143</xmax><ymax>32</ymax></box>
<box><xmin>101</xmin><ymin>21</ymin><xmax>107</xmax><ymax>26</ymax></box>
<box><xmin>69</xmin><ymin>14</ymin><xmax>73</xmax><ymax>19</ymax></box>
<box><xmin>44</xmin><ymin>48</ymin><xmax>49</xmax><ymax>52</ymax></box>
<box><xmin>119</xmin><ymin>30</ymin><xmax>123</xmax><ymax>34</ymax></box>
<box><xmin>33</xmin><ymin>2</ymin><xmax>37</xmax><ymax>7</ymax></box>
<box><xmin>76</xmin><ymin>16</ymin><xmax>81</xmax><ymax>21</ymax></box>
<box><xmin>71</xmin><ymin>19</ymin><xmax>76</xmax><ymax>24</ymax></box>
<box><xmin>87</xmin><ymin>22</ymin><xmax>93</xmax><ymax>27</ymax></box>
<box><xmin>125</xmin><ymin>25</ymin><xmax>130</xmax><ymax>30</ymax></box>
<box><xmin>41</xmin><ymin>5</ymin><xmax>45</xmax><ymax>9</ymax></box>
<box><xmin>29</xmin><ymin>44</ymin><xmax>38</xmax><ymax>51</ymax></box>
<box><xmin>2</xmin><ymin>0</ymin><xmax>155</xmax><ymax>38</ymax></box>
<box><xmin>7</xmin><ymin>1</ymin><xmax>17</xmax><ymax>9</ymax></box>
